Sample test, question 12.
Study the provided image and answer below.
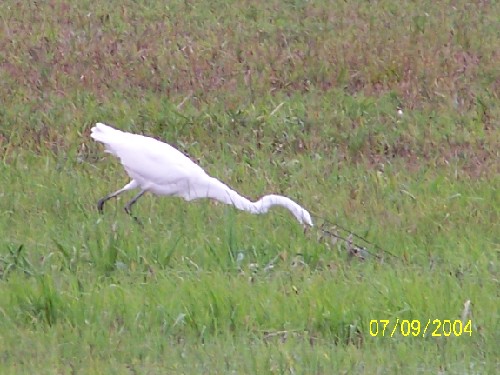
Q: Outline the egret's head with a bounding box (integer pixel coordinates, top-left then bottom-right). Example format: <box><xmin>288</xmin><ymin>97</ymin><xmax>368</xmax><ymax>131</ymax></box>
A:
<box><xmin>283</xmin><ymin>199</ymin><xmax>313</xmax><ymax>227</ymax></box>
<box><xmin>299</xmin><ymin>209</ymin><xmax>314</xmax><ymax>227</ymax></box>
<box><xmin>258</xmin><ymin>194</ymin><xmax>314</xmax><ymax>228</ymax></box>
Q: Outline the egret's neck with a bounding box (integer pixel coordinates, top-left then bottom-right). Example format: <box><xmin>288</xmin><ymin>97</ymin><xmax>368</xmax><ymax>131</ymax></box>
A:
<box><xmin>256</xmin><ymin>194</ymin><xmax>310</xmax><ymax>223</ymax></box>
<box><xmin>200</xmin><ymin>178</ymin><xmax>312</xmax><ymax>225</ymax></box>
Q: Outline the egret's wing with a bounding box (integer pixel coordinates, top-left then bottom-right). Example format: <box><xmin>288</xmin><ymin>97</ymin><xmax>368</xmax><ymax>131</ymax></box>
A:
<box><xmin>117</xmin><ymin>138</ymin><xmax>205</xmax><ymax>183</ymax></box>
<box><xmin>93</xmin><ymin>123</ymin><xmax>257</xmax><ymax>211</ymax></box>
<box><xmin>92</xmin><ymin>123</ymin><xmax>206</xmax><ymax>185</ymax></box>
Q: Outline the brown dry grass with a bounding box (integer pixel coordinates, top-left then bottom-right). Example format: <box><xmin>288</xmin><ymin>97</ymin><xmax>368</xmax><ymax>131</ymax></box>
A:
<box><xmin>0</xmin><ymin>0</ymin><xmax>498</xmax><ymax>176</ymax></box>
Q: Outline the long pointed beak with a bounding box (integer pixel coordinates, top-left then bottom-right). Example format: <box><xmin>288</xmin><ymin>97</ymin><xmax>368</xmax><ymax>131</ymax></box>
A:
<box><xmin>303</xmin><ymin>223</ymin><xmax>313</xmax><ymax>234</ymax></box>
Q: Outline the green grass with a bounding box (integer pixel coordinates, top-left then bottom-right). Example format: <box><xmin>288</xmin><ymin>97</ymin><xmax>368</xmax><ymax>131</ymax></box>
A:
<box><xmin>0</xmin><ymin>0</ymin><xmax>499</xmax><ymax>373</ymax></box>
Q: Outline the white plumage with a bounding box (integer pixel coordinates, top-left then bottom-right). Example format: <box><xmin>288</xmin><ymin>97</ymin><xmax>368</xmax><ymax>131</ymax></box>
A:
<box><xmin>91</xmin><ymin>123</ymin><xmax>313</xmax><ymax>227</ymax></box>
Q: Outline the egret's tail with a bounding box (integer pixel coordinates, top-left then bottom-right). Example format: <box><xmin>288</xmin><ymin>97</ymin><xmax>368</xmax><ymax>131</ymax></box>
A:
<box><xmin>91</xmin><ymin>122</ymin><xmax>130</xmax><ymax>156</ymax></box>
<box><xmin>90</xmin><ymin>123</ymin><xmax>122</xmax><ymax>143</ymax></box>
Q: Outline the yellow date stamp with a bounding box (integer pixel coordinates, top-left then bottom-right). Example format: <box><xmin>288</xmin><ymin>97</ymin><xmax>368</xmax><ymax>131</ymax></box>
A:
<box><xmin>369</xmin><ymin>319</ymin><xmax>472</xmax><ymax>337</ymax></box>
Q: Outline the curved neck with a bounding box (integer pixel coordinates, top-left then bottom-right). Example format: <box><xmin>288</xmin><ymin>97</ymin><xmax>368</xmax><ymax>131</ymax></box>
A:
<box><xmin>255</xmin><ymin>194</ymin><xmax>299</xmax><ymax>214</ymax></box>
<box><xmin>198</xmin><ymin>177</ymin><xmax>311</xmax><ymax>225</ymax></box>
<box><xmin>257</xmin><ymin>194</ymin><xmax>311</xmax><ymax>224</ymax></box>
<box><xmin>221</xmin><ymin>192</ymin><xmax>298</xmax><ymax>215</ymax></box>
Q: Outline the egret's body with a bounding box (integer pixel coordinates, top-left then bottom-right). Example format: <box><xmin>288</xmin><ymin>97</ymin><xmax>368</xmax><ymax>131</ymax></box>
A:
<box><xmin>91</xmin><ymin>123</ymin><xmax>313</xmax><ymax>226</ymax></box>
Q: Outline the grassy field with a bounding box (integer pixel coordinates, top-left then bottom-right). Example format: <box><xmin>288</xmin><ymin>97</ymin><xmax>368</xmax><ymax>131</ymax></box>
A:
<box><xmin>0</xmin><ymin>0</ymin><xmax>498</xmax><ymax>373</ymax></box>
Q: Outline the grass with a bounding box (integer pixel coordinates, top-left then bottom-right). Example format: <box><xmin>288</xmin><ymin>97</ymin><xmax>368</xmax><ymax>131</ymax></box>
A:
<box><xmin>0</xmin><ymin>0</ymin><xmax>499</xmax><ymax>373</ymax></box>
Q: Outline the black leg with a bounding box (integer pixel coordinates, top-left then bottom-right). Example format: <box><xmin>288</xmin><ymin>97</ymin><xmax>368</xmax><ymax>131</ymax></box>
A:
<box><xmin>97</xmin><ymin>181</ymin><xmax>139</xmax><ymax>214</ymax></box>
<box><xmin>124</xmin><ymin>190</ymin><xmax>146</xmax><ymax>223</ymax></box>
<box><xmin>97</xmin><ymin>194</ymin><xmax>114</xmax><ymax>213</ymax></box>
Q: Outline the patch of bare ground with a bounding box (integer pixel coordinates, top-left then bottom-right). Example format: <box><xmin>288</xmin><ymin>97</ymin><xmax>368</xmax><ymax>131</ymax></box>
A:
<box><xmin>2</xmin><ymin>2</ymin><xmax>497</xmax><ymax>100</ymax></box>
<box><xmin>360</xmin><ymin>140</ymin><xmax>498</xmax><ymax>179</ymax></box>
<box><xmin>1</xmin><ymin>1</ymin><xmax>498</xmax><ymax>179</ymax></box>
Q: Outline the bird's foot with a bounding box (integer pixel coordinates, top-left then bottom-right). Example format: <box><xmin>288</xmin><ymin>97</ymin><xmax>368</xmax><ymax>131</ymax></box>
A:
<box><xmin>97</xmin><ymin>198</ymin><xmax>106</xmax><ymax>213</ymax></box>
<box><xmin>124</xmin><ymin>206</ymin><xmax>143</xmax><ymax>227</ymax></box>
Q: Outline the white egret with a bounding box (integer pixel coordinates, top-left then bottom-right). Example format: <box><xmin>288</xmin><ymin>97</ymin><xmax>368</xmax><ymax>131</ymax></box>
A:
<box><xmin>91</xmin><ymin>123</ymin><xmax>313</xmax><ymax>227</ymax></box>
